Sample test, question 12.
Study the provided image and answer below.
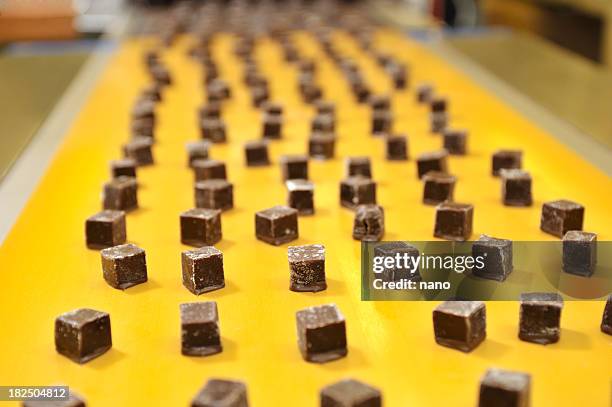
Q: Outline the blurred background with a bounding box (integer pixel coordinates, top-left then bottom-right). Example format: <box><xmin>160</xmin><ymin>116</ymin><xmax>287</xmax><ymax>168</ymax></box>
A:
<box><xmin>0</xmin><ymin>0</ymin><xmax>611</xmax><ymax>182</ymax></box>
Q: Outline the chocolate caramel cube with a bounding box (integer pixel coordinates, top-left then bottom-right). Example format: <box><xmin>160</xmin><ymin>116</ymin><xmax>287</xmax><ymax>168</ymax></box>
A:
<box><xmin>500</xmin><ymin>169</ymin><xmax>532</xmax><ymax>207</ymax></box>
<box><xmin>434</xmin><ymin>202</ymin><xmax>473</xmax><ymax>241</ymax></box>
<box><xmin>288</xmin><ymin>244</ymin><xmax>326</xmax><ymax>292</ymax></box>
<box><xmin>182</xmin><ymin>246</ymin><xmax>225</xmax><ymax>295</ymax></box>
<box><xmin>255</xmin><ymin>205</ymin><xmax>299</xmax><ymax>245</ymax></box>
<box><xmin>422</xmin><ymin>172</ymin><xmax>456</xmax><ymax>205</ymax></box>
<box><xmin>433</xmin><ymin>301</ymin><xmax>486</xmax><ymax>352</ymax></box>
<box><xmin>308</xmin><ymin>133</ymin><xmax>335</xmax><ymax>160</ymax></box>
<box><xmin>353</xmin><ymin>204</ymin><xmax>385</xmax><ymax>242</ymax></box>
<box><xmin>519</xmin><ymin>292</ymin><xmax>563</xmax><ymax>344</ymax></box>
<box><xmin>55</xmin><ymin>308</ymin><xmax>112</xmax><ymax>363</ymax></box>
<box><xmin>110</xmin><ymin>158</ymin><xmax>137</xmax><ymax>179</ymax></box>
<box><xmin>101</xmin><ymin>243</ymin><xmax>148</xmax><ymax>289</ymax></box>
<box><xmin>385</xmin><ymin>134</ymin><xmax>408</xmax><ymax>160</ymax></box>
<box><xmin>280</xmin><ymin>155</ymin><xmax>309</xmax><ymax>181</ymax></box>
<box><xmin>85</xmin><ymin>210</ymin><xmax>126</xmax><ymax>249</ymax></box>
<box><xmin>320</xmin><ymin>379</ymin><xmax>382</xmax><ymax>407</ymax></box>
<box><xmin>416</xmin><ymin>150</ymin><xmax>448</xmax><ymax>179</ymax></box>
<box><xmin>601</xmin><ymin>295</ymin><xmax>612</xmax><ymax>335</ymax></box>
<box><xmin>286</xmin><ymin>179</ymin><xmax>314</xmax><ymax>215</ymax></box>
<box><xmin>540</xmin><ymin>199</ymin><xmax>584</xmax><ymax>238</ymax></box>
<box><xmin>195</xmin><ymin>180</ymin><xmax>233</xmax><ymax>211</ymax></box>
<box><xmin>340</xmin><ymin>176</ymin><xmax>376</xmax><ymax>209</ymax></box>
<box><xmin>472</xmin><ymin>235</ymin><xmax>513</xmax><ymax>281</ymax></box>
<box><xmin>103</xmin><ymin>176</ymin><xmax>138</xmax><ymax>212</ymax></box>
<box><xmin>262</xmin><ymin>113</ymin><xmax>282</xmax><ymax>139</ymax></box>
<box><xmin>346</xmin><ymin>156</ymin><xmax>372</xmax><ymax>178</ymax></box>
<box><xmin>201</xmin><ymin>118</ymin><xmax>227</xmax><ymax>143</ymax></box>
<box><xmin>562</xmin><ymin>231</ymin><xmax>597</xmax><ymax>277</ymax></box>
<box><xmin>181</xmin><ymin>208</ymin><xmax>222</xmax><ymax>247</ymax></box>
<box><xmin>191</xmin><ymin>379</ymin><xmax>248</xmax><ymax>407</ymax></box>
<box><xmin>492</xmin><ymin>150</ymin><xmax>522</xmax><ymax>176</ymax></box>
<box><xmin>478</xmin><ymin>368</ymin><xmax>531</xmax><ymax>407</ymax></box>
<box><xmin>186</xmin><ymin>140</ymin><xmax>210</xmax><ymax>168</ymax></box>
<box><xmin>193</xmin><ymin>159</ymin><xmax>227</xmax><ymax>181</ymax></box>
<box><xmin>180</xmin><ymin>301</ymin><xmax>222</xmax><ymax>356</ymax></box>
<box><xmin>244</xmin><ymin>140</ymin><xmax>270</xmax><ymax>167</ymax></box>
<box><xmin>123</xmin><ymin>136</ymin><xmax>154</xmax><ymax>166</ymax></box>
<box><xmin>443</xmin><ymin>129</ymin><xmax>467</xmax><ymax>155</ymax></box>
<box><xmin>296</xmin><ymin>304</ymin><xmax>347</xmax><ymax>363</ymax></box>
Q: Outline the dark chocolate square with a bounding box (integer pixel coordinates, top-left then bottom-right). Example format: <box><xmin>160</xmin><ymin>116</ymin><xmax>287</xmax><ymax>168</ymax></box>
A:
<box><xmin>519</xmin><ymin>292</ymin><xmax>563</xmax><ymax>344</ymax></box>
<box><xmin>340</xmin><ymin>176</ymin><xmax>377</xmax><ymax>209</ymax></box>
<box><xmin>320</xmin><ymin>379</ymin><xmax>382</xmax><ymax>407</ymax></box>
<box><xmin>385</xmin><ymin>134</ymin><xmax>408</xmax><ymax>161</ymax></box>
<box><xmin>123</xmin><ymin>137</ymin><xmax>154</xmax><ymax>166</ymax></box>
<box><xmin>416</xmin><ymin>150</ymin><xmax>448</xmax><ymax>179</ymax></box>
<box><xmin>191</xmin><ymin>379</ymin><xmax>248</xmax><ymax>407</ymax></box>
<box><xmin>288</xmin><ymin>244</ymin><xmax>326</xmax><ymax>292</ymax></box>
<box><xmin>602</xmin><ymin>295</ymin><xmax>611</xmax><ymax>335</ymax></box>
<box><xmin>55</xmin><ymin>308</ymin><xmax>112</xmax><ymax>364</ymax></box>
<box><xmin>280</xmin><ymin>155</ymin><xmax>309</xmax><ymax>181</ymax></box>
<box><xmin>501</xmin><ymin>169</ymin><xmax>532</xmax><ymax>207</ymax></box>
<box><xmin>286</xmin><ymin>179</ymin><xmax>315</xmax><ymax>215</ymax></box>
<box><xmin>195</xmin><ymin>180</ymin><xmax>233</xmax><ymax>211</ymax></box>
<box><xmin>312</xmin><ymin>114</ymin><xmax>335</xmax><ymax>133</ymax></box>
<box><xmin>244</xmin><ymin>140</ymin><xmax>270</xmax><ymax>166</ymax></box>
<box><xmin>309</xmin><ymin>133</ymin><xmax>335</xmax><ymax>160</ymax></box>
<box><xmin>370</xmin><ymin>94</ymin><xmax>391</xmax><ymax>112</ymax></box>
<box><xmin>353</xmin><ymin>204</ymin><xmax>385</xmax><ymax>242</ymax></box>
<box><xmin>193</xmin><ymin>159</ymin><xmax>227</xmax><ymax>181</ymax></box>
<box><xmin>371</xmin><ymin>111</ymin><xmax>393</xmax><ymax>135</ymax></box>
<box><xmin>315</xmin><ymin>100</ymin><xmax>335</xmax><ymax>118</ymax></box>
<box><xmin>433</xmin><ymin>301</ymin><xmax>486</xmax><ymax>352</ymax></box>
<box><xmin>430</xmin><ymin>112</ymin><xmax>448</xmax><ymax>133</ymax></box>
<box><xmin>182</xmin><ymin>246</ymin><xmax>225</xmax><ymax>295</ymax></box>
<box><xmin>478</xmin><ymin>368</ymin><xmax>531</xmax><ymax>407</ymax></box>
<box><xmin>540</xmin><ymin>199</ymin><xmax>584</xmax><ymax>238</ymax></box>
<box><xmin>181</xmin><ymin>208</ymin><xmax>222</xmax><ymax>247</ymax></box>
<box><xmin>346</xmin><ymin>156</ymin><xmax>372</xmax><ymax>178</ymax></box>
<box><xmin>434</xmin><ymin>202</ymin><xmax>473</xmax><ymax>241</ymax></box>
<box><xmin>472</xmin><ymin>235</ymin><xmax>513</xmax><ymax>281</ymax></box>
<box><xmin>186</xmin><ymin>141</ymin><xmax>210</xmax><ymax>168</ymax></box>
<box><xmin>296</xmin><ymin>304</ymin><xmax>347</xmax><ymax>363</ymax></box>
<box><xmin>201</xmin><ymin>119</ymin><xmax>227</xmax><ymax>143</ymax></box>
<box><xmin>422</xmin><ymin>172</ymin><xmax>455</xmax><ymax>205</ymax></box>
<box><xmin>443</xmin><ymin>129</ymin><xmax>467</xmax><ymax>155</ymax></box>
<box><xmin>562</xmin><ymin>231</ymin><xmax>597</xmax><ymax>277</ymax></box>
<box><xmin>85</xmin><ymin>210</ymin><xmax>126</xmax><ymax>249</ymax></box>
<box><xmin>180</xmin><ymin>301</ymin><xmax>222</xmax><ymax>356</ymax></box>
<box><xmin>101</xmin><ymin>243</ymin><xmax>148</xmax><ymax>290</ymax></box>
<box><xmin>199</xmin><ymin>102</ymin><xmax>221</xmax><ymax>120</ymax></box>
<box><xmin>110</xmin><ymin>158</ymin><xmax>137</xmax><ymax>179</ymax></box>
<box><xmin>103</xmin><ymin>176</ymin><xmax>138</xmax><ymax>212</ymax></box>
<box><xmin>430</xmin><ymin>97</ymin><xmax>447</xmax><ymax>113</ymax></box>
<box><xmin>262</xmin><ymin>113</ymin><xmax>282</xmax><ymax>139</ymax></box>
<box><xmin>416</xmin><ymin>83</ymin><xmax>433</xmax><ymax>103</ymax></box>
<box><xmin>492</xmin><ymin>150</ymin><xmax>522</xmax><ymax>176</ymax></box>
<box><xmin>255</xmin><ymin>205</ymin><xmax>299</xmax><ymax>245</ymax></box>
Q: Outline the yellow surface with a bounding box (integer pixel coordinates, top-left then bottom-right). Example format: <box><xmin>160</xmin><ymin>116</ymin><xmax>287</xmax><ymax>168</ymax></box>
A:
<box><xmin>0</xmin><ymin>30</ymin><xmax>611</xmax><ymax>406</ymax></box>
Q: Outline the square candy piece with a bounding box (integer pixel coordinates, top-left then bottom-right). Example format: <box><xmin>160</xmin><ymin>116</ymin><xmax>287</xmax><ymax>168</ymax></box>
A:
<box><xmin>340</xmin><ymin>176</ymin><xmax>377</xmax><ymax>209</ymax></box>
<box><xmin>191</xmin><ymin>379</ymin><xmax>248</xmax><ymax>407</ymax></box>
<box><xmin>182</xmin><ymin>246</ymin><xmax>225</xmax><ymax>295</ymax></box>
<box><xmin>562</xmin><ymin>231</ymin><xmax>597</xmax><ymax>277</ymax></box>
<box><xmin>186</xmin><ymin>140</ymin><xmax>210</xmax><ymax>167</ymax></box>
<box><xmin>103</xmin><ymin>176</ymin><xmax>138</xmax><ymax>212</ymax></box>
<box><xmin>262</xmin><ymin>113</ymin><xmax>282</xmax><ymax>139</ymax></box>
<box><xmin>519</xmin><ymin>292</ymin><xmax>563</xmax><ymax>344</ymax></box>
<box><xmin>180</xmin><ymin>301</ymin><xmax>222</xmax><ymax>356</ymax></box>
<box><xmin>195</xmin><ymin>180</ymin><xmax>234</xmax><ymax>211</ymax></box>
<box><xmin>434</xmin><ymin>202</ymin><xmax>473</xmax><ymax>241</ymax></box>
<box><xmin>280</xmin><ymin>155</ymin><xmax>309</xmax><ymax>181</ymax></box>
<box><xmin>193</xmin><ymin>159</ymin><xmax>227</xmax><ymax>181</ymax></box>
<box><xmin>255</xmin><ymin>205</ymin><xmax>299</xmax><ymax>245</ymax></box>
<box><xmin>433</xmin><ymin>301</ymin><xmax>486</xmax><ymax>352</ymax></box>
<box><xmin>601</xmin><ymin>295</ymin><xmax>611</xmax><ymax>335</ymax></box>
<box><xmin>312</xmin><ymin>114</ymin><xmax>335</xmax><ymax>133</ymax></box>
<box><xmin>371</xmin><ymin>110</ymin><xmax>393</xmax><ymax>135</ymax></box>
<box><xmin>385</xmin><ymin>134</ymin><xmax>408</xmax><ymax>161</ymax></box>
<box><xmin>540</xmin><ymin>200</ymin><xmax>584</xmax><ymax>238</ymax></box>
<box><xmin>296</xmin><ymin>304</ymin><xmax>347</xmax><ymax>363</ymax></box>
<box><xmin>492</xmin><ymin>150</ymin><xmax>522</xmax><ymax>176</ymax></box>
<box><xmin>501</xmin><ymin>169</ymin><xmax>532</xmax><ymax>207</ymax></box>
<box><xmin>417</xmin><ymin>150</ymin><xmax>448</xmax><ymax>179</ymax></box>
<box><xmin>201</xmin><ymin>118</ymin><xmax>227</xmax><ymax>143</ymax></box>
<box><xmin>478</xmin><ymin>368</ymin><xmax>531</xmax><ymax>407</ymax></box>
<box><xmin>101</xmin><ymin>243</ymin><xmax>148</xmax><ymax>290</ymax></box>
<box><xmin>422</xmin><ymin>172</ymin><xmax>456</xmax><ymax>205</ymax></box>
<box><xmin>353</xmin><ymin>204</ymin><xmax>385</xmax><ymax>242</ymax></box>
<box><xmin>430</xmin><ymin>112</ymin><xmax>448</xmax><ymax>133</ymax></box>
<box><xmin>123</xmin><ymin>136</ymin><xmax>154</xmax><ymax>166</ymax></box>
<box><xmin>244</xmin><ymin>140</ymin><xmax>270</xmax><ymax>166</ymax></box>
<box><xmin>55</xmin><ymin>308</ymin><xmax>112</xmax><ymax>364</ymax></box>
<box><xmin>288</xmin><ymin>244</ymin><xmax>326</xmax><ymax>292</ymax></box>
<box><xmin>181</xmin><ymin>208</ymin><xmax>222</xmax><ymax>247</ymax></box>
<box><xmin>309</xmin><ymin>133</ymin><xmax>335</xmax><ymax>160</ymax></box>
<box><xmin>346</xmin><ymin>156</ymin><xmax>372</xmax><ymax>178</ymax></box>
<box><xmin>85</xmin><ymin>210</ymin><xmax>126</xmax><ymax>249</ymax></box>
<box><xmin>416</xmin><ymin>83</ymin><xmax>433</xmax><ymax>103</ymax></box>
<box><xmin>286</xmin><ymin>179</ymin><xmax>315</xmax><ymax>215</ymax></box>
<box><xmin>110</xmin><ymin>158</ymin><xmax>137</xmax><ymax>179</ymax></box>
<box><xmin>443</xmin><ymin>129</ymin><xmax>467</xmax><ymax>155</ymax></box>
<box><xmin>374</xmin><ymin>242</ymin><xmax>420</xmax><ymax>282</ymax></box>
<box><xmin>472</xmin><ymin>235</ymin><xmax>513</xmax><ymax>282</ymax></box>
<box><xmin>320</xmin><ymin>379</ymin><xmax>382</xmax><ymax>407</ymax></box>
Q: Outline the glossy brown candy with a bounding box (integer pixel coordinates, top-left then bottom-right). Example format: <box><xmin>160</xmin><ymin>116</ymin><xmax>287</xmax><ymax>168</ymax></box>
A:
<box><xmin>251</xmin><ymin>85</ymin><xmax>270</xmax><ymax>108</ymax></box>
<box><xmin>519</xmin><ymin>292</ymin><xmax>563</xmax><ymax>344</ymax></box>
<box><xmin>320</xmin><ymin>379</ymin><xmax>382</xmax><ymax>407</ymax></box>
<box><xmin>371</xmin><ymin>110</ymin><xmax>393</xmax><ymax>135</ymax></box>
<box><xmin>501</xmin><ymin>170</ymin><xmax>532</xmax><ymax>207</ymax></box>
<box><xmin>244</xmin><ymin>140</ymin><xmax>270</xmax><ymax>166</ymax></box>
<box><xmin>433</xmin><ymin>301</ymin><xmax>486</xmax><ymax>352</ymax></box>
<box><xmin>416</xmin><ymin>83</ymin><xmax>433</xmax><ymax>103</ymax></box>
<box><xmin>201</xmin><ymin>118</ymin><xmax>227</xmax><ymax>143</ymax></box>
<box><xmin>255</xmin><ymin>205</ymin><xmax>299</xmax><ymax>245</ymax></box>
<box><xmin>180</xmin><ymin>301</ymin><xmax>222</xmax><ymax>356</ymax></box>
<box><xmin>288</xmin><ymin>244</ymin><xmax>326</xmax><ymax>292</ymax></box>
<box><xmin>123</xmin><ymin>136</ymin><xmax>154</xmax><ymax>166</ymax></box>
<box><xmin>280</xmin><ymin>155</ymin><xmax>309</xmax><ymax>181</ymax></box>
<box><xmin>110</xmin><ymin>158</ymin><xmax>137</xmax><ymax>179</ymax></box>
<box><xmin>191</xmin><ymin>379</ymin><xmax>248</xmax><ymax>407</ymax></box>
<box><xmin>103</xmin><ymin>176</ymin><xmax>138</xmax><ymax>212</ymax></box>
<box><xmin>346</xmin><ymin>156</ymin><xmax>372</xmax><ymax>178</ymax></box>
<box><xmin>422</xmin><ymin>172</ymin><xmax>455</xmax><ymax>205</ymax></box>
<box><xmin>370</xmin><ymin>94</ymin><xmax>390</xmax><ymax>112</ymax></box>
<box><xmin>308</xmin><ymin>133</ymin><xmax>335</xmax><ymax>160</ymax></box>
<box><xmin>492</xmin><ymin>150</ymin><xmax>522</xmax><ymax>176</ymax></box>
<box><xmin>85</xmin><ymin>210</ymin><xmax>126</xmax><ymax>249</ymax></box>
<box><xmin>443</xmin><ymin>129</ymin><xmax>467</xmax><ymax>155</ymax></box>
<box><xmin>262</xmin><ymin>113</ymin><xmax>282</xmax><ymax>139</ymax></box>
<box><xmin>131</xmin><ymin>117</ymin><xmax>155</xmax><ymax>139</ymax></box>
<box><xmin>180</xmin><ymin>208</ymin><xmax>222</xmax><ymax>247</ymax></box>
<box><xmin>182</xmin><ymin>246</ymin><xmax>225</xmax><ymax>295</ymax></box>
<box><xmin>286</xmin><ymin>179</ymin><xmax>314</xmax><ymax>215</ymax></box>
<box><xmin>296</xmin><ymin>304</ymin><xmax>347</xmax><ymax>363</ymax></box>
<box><xmin>186</xmin><ymin>141</ymin><xmax>210</xmax><ymax>168</ymax></box>
<box><xmin>55</xmin><ymin>308</ymin><xmax>112</xmax><ymax>364</ymax></box>
<box><xmin>101</xmin><ymin>243</ymin><xmax>148</xmax><ymax>290</ymax></box>
<box><xmin>340</xmin><ymin>176</ymin><xmax>376</xmax><ymax>209</ymax></box>
<box><xmin>195</xmin><ymin>180</ymin><xmax>233</xmax><ymax>211</ymax></box>
<box><xmin>434</xmin><ymin>202</ymin><xmax>473</xmax><ymax>241</ymax></box>
<box><xmin>478</xmin><ymin>368</ymin><xmax>531</xmax><ymax>407</ymax></box>
<box><xmin>472</xmin><ymin>235</ymin><xmax>513</xmax><ymax>281</ymax></box>
<box><xmin>540</xmin><ymin>199</ymin><xmax>584</xmax><ymax>238</ymax></box>
<box><xmin>562</xmin><ymin>231</ymin><xmax>597</xmax><ymax>277</ymax></box>
<box><xmin>353</xmin><ymin>204</ymin><xmax>385</xmax><ymax>242</ymax></box>
<box><xmin>430</xmin><ymin>97</ymin><xmax>447</xmax><ymax>113</ymax></box>
<box><xmin>417</xmin><ymin>150</ymin><xmax>448</xmax><ymax>179</ymax></box>
<box><xmin>602</xmin><ymin>295</ymin><xmax>612</xmax><ymax>335</ymax></box>
<box><xmin>193</xmin><ymin>159</ymin><xmax>227</xmax><ymax>181</ymax></box>
<box><xmin>385</xmin><ymin>134</ymin><xmax>408</xmax><ymax>160</ymax></box>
